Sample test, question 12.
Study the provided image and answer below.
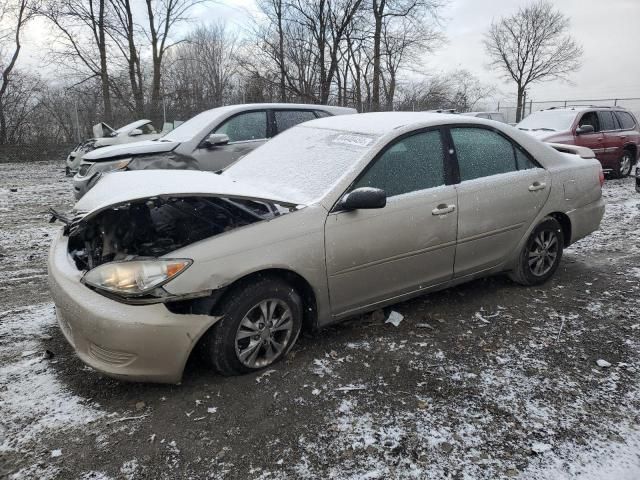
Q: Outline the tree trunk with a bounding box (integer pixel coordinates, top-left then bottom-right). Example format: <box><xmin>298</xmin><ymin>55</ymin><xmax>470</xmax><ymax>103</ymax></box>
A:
<box><xmin>277</xmin><ymin>0</ymin><xmax>286</xmax><ymax>102</ymax></box>
<box><xmin>0</xmin><ymin>97</ymin><xmax>7</xmax><ymax>144</ymax></box>
<box><xmin>515</xmin><ymin>85</ymin><xmax>524</xmax><ymax>123</ymax></box>
<box><xmin>97</xmin><ymin>0</ymin><xmax>112</xmax><ymax>124</ymax></box>
<box><xmin>371</xmin><ymin>0</ymin><xmax>384</xmax><ymax>112</ymax></box>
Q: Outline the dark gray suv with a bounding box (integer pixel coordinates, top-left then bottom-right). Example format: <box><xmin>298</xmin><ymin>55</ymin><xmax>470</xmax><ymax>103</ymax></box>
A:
<box><xmin>73</xmin><ymin>103</ymin><xmax>356</xmax><ymax>199</ymax></box>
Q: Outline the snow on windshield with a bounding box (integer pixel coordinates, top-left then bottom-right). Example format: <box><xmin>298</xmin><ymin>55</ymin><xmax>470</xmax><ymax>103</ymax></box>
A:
<box><xmin>225</xmin><ymin>126</ymin><xmax>380</xmax><ymax>204</ymax></box>
<box><xmin>161</xmin><ymin>108</ymin><xmax>226</xmax><ymax>142</ymax></box>
<box><xmin>517</xmin><ymin>110</ymin><xmax>576</xmax><ymax>131</ymax></box>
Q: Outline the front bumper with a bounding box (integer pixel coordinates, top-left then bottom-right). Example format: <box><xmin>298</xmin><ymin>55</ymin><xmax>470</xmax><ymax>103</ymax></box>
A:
<box><xmin>72</xmin><ymin>170</ymin><xmax>101</xmax><ymax>200</ymax></box>
<box><xmin>47</xmin><ymin>231</ymin><xmax>219</xmax><ymax>383</ymax></box>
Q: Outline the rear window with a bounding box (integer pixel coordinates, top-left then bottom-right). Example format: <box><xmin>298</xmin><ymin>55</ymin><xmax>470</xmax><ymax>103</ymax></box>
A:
<box><xmin>274</xmin><ymin>110</ymin><xmax>317</xmax><ymax>134</ymax></box>
<box><xmin>615</xmin><ymin>111</ymin><xmax>637</xmax><ymax>130</ymax></box>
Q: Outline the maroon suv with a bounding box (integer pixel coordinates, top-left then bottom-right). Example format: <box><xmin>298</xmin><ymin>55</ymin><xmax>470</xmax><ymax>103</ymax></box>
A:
<box><xmin>517</xmin><ymin>106</ymin><xmax>640</xmax><ymax>178</ymax></box>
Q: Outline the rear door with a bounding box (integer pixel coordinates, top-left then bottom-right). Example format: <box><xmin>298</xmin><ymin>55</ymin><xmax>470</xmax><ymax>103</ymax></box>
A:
<box><xmin>597</xmin><ymin>110</ymin><xmax>623</xmax><ymax>168</ymax></box>
<box><xmin>325</xmin><ymin>128</ymin><xmax>458</xmax><ymax>316</ymax></box>
<box><xmin>449</xmin><ymin>126</ymin><xmax>551</xmax><ymax>277</ymax></box>
<box><xmin>191</xmin><ymin>110</ymin><xmax>269</xmax><ymax>171</ymax></box>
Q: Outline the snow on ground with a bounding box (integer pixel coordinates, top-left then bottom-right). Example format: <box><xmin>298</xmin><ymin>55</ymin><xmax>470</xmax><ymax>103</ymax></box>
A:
<box><xmin>0</xmin><ymin>304</ymin><xmax>105</xmax><ymax>479</ymax></box>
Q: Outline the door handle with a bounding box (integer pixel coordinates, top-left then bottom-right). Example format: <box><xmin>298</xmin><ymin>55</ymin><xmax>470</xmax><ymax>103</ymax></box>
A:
<box><xmin>432</xmin><ymin>204</ymin><xmax>456</xmax><ymax>216</ymax></box>
<box><xmin>528</xmin><ymin>181</ymin><xmax>547</xmax><ymax>192</ymax></box>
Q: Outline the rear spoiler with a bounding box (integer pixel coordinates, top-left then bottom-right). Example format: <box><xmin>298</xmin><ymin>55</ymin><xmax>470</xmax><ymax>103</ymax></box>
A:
<box><xmin>548</xmin><ymin>143</ymin><xmax>596</xmax><ymax>159</ymax></box>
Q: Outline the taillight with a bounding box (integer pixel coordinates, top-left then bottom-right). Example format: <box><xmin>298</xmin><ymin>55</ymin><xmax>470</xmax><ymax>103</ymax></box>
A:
<box><xmin>598</xmin><ymin>168</ymin><xmax>605</xmax><ymax>187</ymax></box>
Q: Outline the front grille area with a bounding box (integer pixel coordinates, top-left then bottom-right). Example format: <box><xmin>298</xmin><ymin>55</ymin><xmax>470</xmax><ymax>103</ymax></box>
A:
<box><xmin>78</xmin><ymin>163</ymin><xmax>93</xmax><ymax>177</ymax></box>
<box><xmin>88</xmin><ymin>342</ymin><xmax>136</xmax><ymax>366</ymax></box>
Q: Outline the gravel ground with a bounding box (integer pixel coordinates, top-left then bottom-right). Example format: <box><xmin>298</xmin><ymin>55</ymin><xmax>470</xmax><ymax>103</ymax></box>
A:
<box><xmin>1</xmin><ymin>161</ymin><xmax>639</xmax><ymax>480</ymax></box>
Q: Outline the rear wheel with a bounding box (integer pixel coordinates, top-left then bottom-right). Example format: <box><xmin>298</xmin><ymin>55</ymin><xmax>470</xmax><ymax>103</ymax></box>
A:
<box><xmin>202</xmin><ymin>276</ymin><xmax>303</xmax><ymax>376</ymax></box>
<box><xmin>509</xmin><ymin>217</ymin><xmax>564</xmax><ymax>286</ymax></box>
<box><xmin>612</xmin><ymin>150</ymin><xmax>633</xmax><ymax>178</ymax></box>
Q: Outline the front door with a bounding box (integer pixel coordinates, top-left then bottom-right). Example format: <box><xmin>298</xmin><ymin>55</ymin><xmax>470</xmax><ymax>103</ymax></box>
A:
<box><xmin>325</xmin><ymin>129</ymin><xmax>458</xmax><ymax>317</ymax></box>
<box><xmin>191</xmin><ymin>110</ymin><xmax>268</xmax><ymax>171</ymax></box>
<box><xmin>574</xmin><ymin>111</ymin><xmax>605</xmax><ymax>162</ymax></box>
<box><xmin>449</xmin><ymin>126</ymin><xmax>551</xmax><ymax>277</ymax></box>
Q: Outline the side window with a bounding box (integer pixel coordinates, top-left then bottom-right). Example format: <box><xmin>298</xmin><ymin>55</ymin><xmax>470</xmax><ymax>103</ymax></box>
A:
<box><xmin>451</xmin><ymin>127</ymin><xmax>517</xmax><ymax>181</ymax></box>
<box><xmin>598</xmin><ymin>111</ymin><xmax>616</xmax><ymax>131</ymax></box>
<box><xmin>516</xmin><ymin>147</ymin><xmax>536</xmax><ymax>170</ymax></box>
<box><xmin>214</xmin><ymin>111</ymin><xmax>267</xmax><ymax>142</ymax></box>
<box><xmin>615</xmin><ymin>111</ymin><xmax>637</xmax><ymax>130</ymax></box>
<box><xmin>141</xmin><ymin>123</ymin><xmax>156</xmax><ymax>134</ymax></box>
<box><xmin>314</xmin><ymin>110</ymin><xmax>331</xmax><ymax>118</ymax></box>
<box><xmin>477</xmin><ymin>113</ymin><xmax>490</xmax><ymax>119</ymax></box>
<box><xmin>578</xmin><ymin>112</ymin><xmax>600</xmax><ymax>132</ymax></box>
<box><xmin>354</xmin><ymin>130</ymin><xmax>445</xmax><ymax>197</ymax></box>
<box><xmin>274</xmin><ymin>110</ymin><xmax>317</xmax><ymax>134</ymax></box>
<box><xmin>491</xmin><ymin>113</ymin><xmax>506</xmax><ymax>123</ymax></box>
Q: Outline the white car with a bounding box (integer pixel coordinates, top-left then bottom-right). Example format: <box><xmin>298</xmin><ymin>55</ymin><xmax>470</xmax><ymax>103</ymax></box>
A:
<box><xmin>65</xmin><ymin>120</ymin><xmax>163</xmax><ymax>175</ymax></box>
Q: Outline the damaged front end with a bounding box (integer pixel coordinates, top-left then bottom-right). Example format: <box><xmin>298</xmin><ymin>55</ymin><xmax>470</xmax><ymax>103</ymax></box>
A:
<box><xmin>55</xmin><ymin>195</ymin><xmax>294</xmax><ymax>304</ymax></box>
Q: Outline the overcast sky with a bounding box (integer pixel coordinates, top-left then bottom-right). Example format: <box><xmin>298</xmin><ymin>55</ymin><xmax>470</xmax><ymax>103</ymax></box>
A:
<box><xmin>20</xmin><ymin>0</ymin><xmax>640</xmax><ymax>107</ymax></box>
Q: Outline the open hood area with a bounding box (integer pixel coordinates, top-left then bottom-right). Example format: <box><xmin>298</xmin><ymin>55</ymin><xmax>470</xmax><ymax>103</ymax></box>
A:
<box><xmin>82</xmin><ymin>139</ymin><xmax>179</xmax><ymax>161</ymax></box>
<box><xmin>65</xmin><ymin>170</ymin><xmax>300</xmax><ymax>271</ymax></box>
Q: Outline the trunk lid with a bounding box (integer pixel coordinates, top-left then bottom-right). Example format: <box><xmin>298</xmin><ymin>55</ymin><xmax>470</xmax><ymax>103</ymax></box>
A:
<box><xmin>92</xmin><ymin>122</ymin><xmax>117</xmax><ymax>138</ymax></box>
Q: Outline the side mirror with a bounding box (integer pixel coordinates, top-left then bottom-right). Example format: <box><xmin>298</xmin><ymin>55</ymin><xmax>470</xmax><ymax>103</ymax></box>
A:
<box><xmin>129</xmin><ymin>128</ymin><xmax>143</xmax><ymax>136</ymax></box>
<box><xmin>576</xmin><ymin>124</ymin><xmax>595</xmax><ymax>135</ymax></box>
<box><xmin>340</xmin><ymin>187</ymin><xmax>386</xmax><ymax>211</ymax></box>
<box><xmin>204</xmin><ymin>133</ymin><xmax>230</xmax><ymax>148</ymax></box>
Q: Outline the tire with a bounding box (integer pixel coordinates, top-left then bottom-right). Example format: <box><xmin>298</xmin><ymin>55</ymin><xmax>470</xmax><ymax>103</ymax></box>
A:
<box><xmin>202</xmin><ymin>276</ymin><xmax>303</xmax><ymax>376</ymax></box>
<box><xmin>611</xmin><ymin>149</ymin><xmax>633</xmax><ymax>179</ymax></box>
<box><xmin>509</xmin><ymin>217</ymin><xmax>564</xmax><ymax>286</ymax></box>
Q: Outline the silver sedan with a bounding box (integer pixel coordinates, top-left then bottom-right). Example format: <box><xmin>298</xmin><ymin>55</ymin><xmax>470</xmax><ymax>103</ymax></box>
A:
<box><xmin>48</xmin><ymin>112</ymin><xmax>605</xmax><ymax>383</ymax></box>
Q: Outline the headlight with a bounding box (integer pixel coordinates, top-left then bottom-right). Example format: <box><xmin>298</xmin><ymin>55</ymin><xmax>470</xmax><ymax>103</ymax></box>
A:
<box><xmin>88</xmin><ymin>158</ymin><xmax>132</xmax><ymax>176</ymax></box>
<box><xmin>82</xmin><ymin>259</ymin><xmax>192</xmax><ymax>297</ymax></box>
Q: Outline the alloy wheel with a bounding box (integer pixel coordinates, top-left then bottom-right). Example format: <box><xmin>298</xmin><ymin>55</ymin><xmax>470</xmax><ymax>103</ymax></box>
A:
<box><xmin>528</xmin><ymin>230</ymin><xmax>559</xmax><ymax>277</ymax></box>
<box><xmin>620</xmin><ymin>152</ymin><xmax>632</xmax><ymax>177</ymax></box>
<box><xmin>234</xmin><ymin>299</ymin><xmax>294</xmax><ymax>368</ymax></box>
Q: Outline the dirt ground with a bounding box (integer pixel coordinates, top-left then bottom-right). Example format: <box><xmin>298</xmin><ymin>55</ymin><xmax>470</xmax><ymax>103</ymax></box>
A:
<box><xmin>1</xmin><ymin>161</ymin><xmax>639</xmax><ymax>480</ymax></box>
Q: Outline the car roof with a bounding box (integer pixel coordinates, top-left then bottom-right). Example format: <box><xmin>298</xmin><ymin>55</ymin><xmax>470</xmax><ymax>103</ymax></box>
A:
<box><xmin>300</xmin><ymin>111</ymin><xmax>493</xmax><ymax>135</ymax></box>
<box><xmin>202</xmin><ymin>103</ymin><xmax>356</xmax><ymax>116</ymax></box>
<box><xmin>539</xmin><ymin>106</ymin><xmax>630</xmax><ymax>114</ymax></box>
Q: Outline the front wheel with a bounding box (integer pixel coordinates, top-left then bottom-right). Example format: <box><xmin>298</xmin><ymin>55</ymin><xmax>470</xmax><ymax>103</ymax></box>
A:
<box><xmin>509</xmin><ymin>217</ymin><xmax>564</xmax><ymax>286</ymax></box>
<box><xmin>202</xmin><ymin>276</ymin><xmax>303</xmax><ymax>376</ymax></box>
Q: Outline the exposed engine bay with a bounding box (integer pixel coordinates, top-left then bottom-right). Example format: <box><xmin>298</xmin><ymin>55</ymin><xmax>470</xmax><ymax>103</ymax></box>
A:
<box><xmin>64</xmin><ymin>196</ymin><xmax>292</xmax><ymax>271</ymax></box>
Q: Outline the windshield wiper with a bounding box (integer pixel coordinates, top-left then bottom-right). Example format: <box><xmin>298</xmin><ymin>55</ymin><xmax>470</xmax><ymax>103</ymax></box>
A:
<box><xmin>532</xmin><ymin>128</ymin><xmax>556</xmax><ymax>132</ymax></box>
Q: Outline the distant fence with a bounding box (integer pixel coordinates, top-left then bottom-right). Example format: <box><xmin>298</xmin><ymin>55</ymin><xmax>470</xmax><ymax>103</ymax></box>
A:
<box><xmin>495</xmin><ymin>97</ymin><xmax>640</xmax><ymax>124</ymax></box>
<box><xmin>0</xmin><ymin>144</ymin><xmax>74</xmax><ymax>163</ymax></box>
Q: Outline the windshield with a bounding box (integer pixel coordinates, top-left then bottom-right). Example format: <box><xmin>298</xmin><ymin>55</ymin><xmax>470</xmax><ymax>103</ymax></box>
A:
<box><xmin>517</xmin><ymin>110</ymin><xmax>577</xmax><ymax>131</ymax></box>
<box><xmin>224</xmin><ymin>125</ymin><xmax>380</xmax><ymax>204</ymax></box>
<box><xmin>160</xmin><ymin>108</ymin><xmax>227</xmax><ymax>143</ymax></box>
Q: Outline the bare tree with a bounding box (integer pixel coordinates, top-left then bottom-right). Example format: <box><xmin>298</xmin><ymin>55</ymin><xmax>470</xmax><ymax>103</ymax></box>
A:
<box><xmin>109</xmin><ymin>0</ymin><xmax>145</xmax><ymax>117</ymax></box>
<box><xmin>369</xmin><ymin>0</ymin><xmax>443</xmax><ymax>111</ymax></box>
<box><xmin>144</xmin><ymin>0</ymin><xmax>207</xmax><ymax>125</ymax></box>
<box><xmin>0</xmin><ymin>0</ymin><xmax>37</xmax><ymax>143</ymax></box>
<box><xmin>42</xmin><ymin>0</ymin><xmax>117</xmax><ymax>124</ymax></box>
<box><xmin>484</xmin><ymin>0</ymin><xmax>582</xmax><ymax>122</ymax></box>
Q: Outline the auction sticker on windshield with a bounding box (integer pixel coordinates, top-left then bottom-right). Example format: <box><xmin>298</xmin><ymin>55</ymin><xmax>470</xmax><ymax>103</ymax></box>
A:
<box><xmin>333</xmin><ymin>134</ymin><xmax>375</xmax><ymax>148</ymax></box>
